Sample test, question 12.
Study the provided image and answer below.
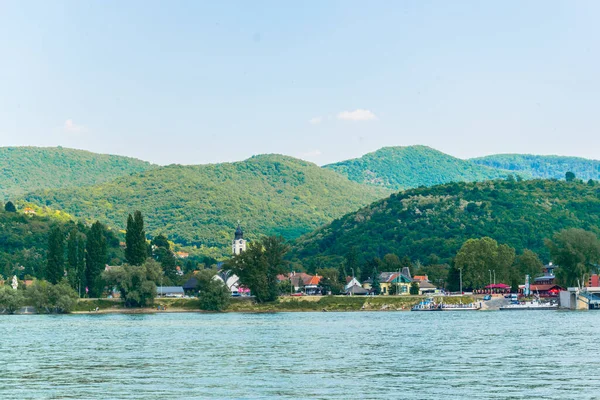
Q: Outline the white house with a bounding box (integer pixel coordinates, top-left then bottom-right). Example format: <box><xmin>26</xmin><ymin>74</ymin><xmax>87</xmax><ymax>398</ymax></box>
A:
<box><xmin>213</xmin><ymin>271</ymin><xmax>240</xmax><ymax>294</ymax></box>
<box><xmin>345</xmin><ymin>277</ymin><xmax>361</xmax><ymax>291</ymax></box>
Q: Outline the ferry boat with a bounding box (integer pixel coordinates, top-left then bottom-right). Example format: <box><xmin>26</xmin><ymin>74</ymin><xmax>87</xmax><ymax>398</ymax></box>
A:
<box><xmin>411</xmin><ymin>298</ymin><xmax>442</xmax><ymax>311</ymax></box>
<box><xmin>499</xmin><ymin>298</ymin><xmax>558</xmax><ymax>311</ymax></box>
<box><xmin>441</xmin><ymin>302</ymin><xmax>480</xmax><ymax>311</ymax></box>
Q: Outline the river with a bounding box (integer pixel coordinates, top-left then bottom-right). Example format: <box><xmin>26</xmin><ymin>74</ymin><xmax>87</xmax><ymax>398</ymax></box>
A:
<box><xmin>0</xmin><ymin>310</ymin><xmax>598</xmax><ymax>399</ymax></box>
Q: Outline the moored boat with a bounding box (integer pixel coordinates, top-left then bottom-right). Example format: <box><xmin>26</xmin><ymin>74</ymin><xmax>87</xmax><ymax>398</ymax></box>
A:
<box><xmin>441</xmin><ymin>302</ymin><xmax>480</xmax><ymax>311</ymax></box>
<box><xmin>411</xmin><ymin>298</ymin><xmax>442</xmax><ymax>311</ymax></box>
<box><xmin>499</xmin><ymin>298</ymin><xmax>557</xmax><ymax>311</ymax></box>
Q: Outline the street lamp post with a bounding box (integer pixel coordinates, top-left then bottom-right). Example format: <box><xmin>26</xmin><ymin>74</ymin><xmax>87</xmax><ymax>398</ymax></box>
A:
<box><xmin>489</xmin><ymin>269</ymin><xmax>492</xmax><ymax>295</ymax></box>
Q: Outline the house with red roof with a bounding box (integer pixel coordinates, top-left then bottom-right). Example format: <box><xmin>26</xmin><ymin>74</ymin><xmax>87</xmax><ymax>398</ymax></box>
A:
<box><xmin>277</xmin><ymin>272</ymin><xmax>323</xmax><ymax>295</ymax></box>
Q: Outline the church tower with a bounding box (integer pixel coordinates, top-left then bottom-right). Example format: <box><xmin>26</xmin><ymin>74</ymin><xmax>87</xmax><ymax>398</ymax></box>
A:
<box><xmin>232</xmin><ymin>223</ymin><xmax>246</xmax><ymax>255</ymax></box>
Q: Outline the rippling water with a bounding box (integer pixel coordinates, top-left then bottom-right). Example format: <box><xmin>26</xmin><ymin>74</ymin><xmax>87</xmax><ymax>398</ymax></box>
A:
<box><xmin>1</xmin><ymin>311</ymin><xmax>598</xmax><ymax>399</ymax></box>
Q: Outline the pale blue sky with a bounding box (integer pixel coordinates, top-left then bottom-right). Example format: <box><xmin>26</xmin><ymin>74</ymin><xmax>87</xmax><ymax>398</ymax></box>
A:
<box><xmin>1</xmin><ymin>1</ymin><xmax>599</xmax><ymax>165</ymax></box>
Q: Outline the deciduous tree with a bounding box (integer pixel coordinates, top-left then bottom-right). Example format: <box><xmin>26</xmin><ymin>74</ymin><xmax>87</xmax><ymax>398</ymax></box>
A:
<box><xmin>545</xmin><ymin>229</ymin><xmax>600</xmax><ymax>287</ymax></box>
<box><xmin>454</xmin><ymin>237</ymin><xmax>515</xmax><ymax>290</ymax></box>
<box><xmin>565</xmin><ymin>171</ymin><xmax>576</xmax><ymax>182</ymax></box>
<box><xmin>0</xmin><ymin>286</ymin><xmax>24</xmax><ymax>314</ymax></box>
<box><xmin>515</xmin><ymin>249</ymin><xmax>544</xmax><ymax>281</ymax></box>
<box><xmin>198</xmin><ymin>278</ymin><xmax>230</xmax><ymax>311</ymax></box>
<box><xmin>102</xmin><ymin>259</ymin><xmax>161</xmax><ymax>307</ymax></box>
<box><xmin>4</xmin><ymin>201</ymin><xmax>16</xmax><ymax>212</ymax></box>
<box><xmin>227</xmin><ymin>236</ymin><xmax>289</xmax><ymax>303</ymax></box>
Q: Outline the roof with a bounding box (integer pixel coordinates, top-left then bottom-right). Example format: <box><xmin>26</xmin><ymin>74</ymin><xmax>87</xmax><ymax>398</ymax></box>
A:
<box><xmin>379</xmin><ymin>272</ymin><xmax>398</xmax><ymax>283</ymax></box>
<box><xmin>306</xmin><ymin>275</ymin><xmax>321</xmax><ymax>286</ymax></box>
<box><xmin>529</xmin><ymin>284</ymin><xmax>562</xmax><ymax>291</ymax></box>
<box><xmin>485</xmin><ymin>283</ymin><xmax>511</xmax><ymax>289</ymax></box>
<box><xmin>157</xmin><ymin>286</ymin><xmax>184</xmax><ymax>294</ymax></box>
<box><xmin>235</xmin><ymin>224</ymin><xmax>244</xmax><ymax>240</ymax></box>
<box><xmin>277</xmin><ymin>272</ymin><xmax>316</xmax><ymax>287</ymax></box>
<box><xmin>534</xmin><ymin>275</ymin><xmax>555</xmax><ymax>282</ymax></box>
<box><xmin>417</xmin><ymin>281</ymin><xmax>437</xmax><ymax>289</ymax></box>
<box><xmin>345</xmin><ymin>284</ymin><xmax>369</xmax><ymax>295</ymax></box>
<box><xmin>413</xmin><ymin>275</ymin><xmax>429</xmax><ymax>282</ymax></box>
<box><xmin>182</xmin><ymin>277</ymin><xmax>198</xmax><ymax>290</ymax></box>
<box><xmin>389</xmin><ymin>273</ymin><xmax>412</xmax><ymax>284</ymax></box>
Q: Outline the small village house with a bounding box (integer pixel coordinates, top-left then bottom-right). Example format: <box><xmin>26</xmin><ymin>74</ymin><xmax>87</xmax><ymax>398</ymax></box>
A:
<box><xmin>363</xmin><ymin>272</ymin><xmax>413</xmax><ymax>295</ymax></box>
<box><xmin>23</xmin><ymin>207</ymin><xmax>36</xmax><ymax>216</ymax></box>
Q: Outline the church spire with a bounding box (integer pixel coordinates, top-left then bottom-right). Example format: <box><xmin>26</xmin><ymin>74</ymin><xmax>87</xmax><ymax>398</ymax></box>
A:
<box><xmin>232</xmin><ymin>221</ymin><xmax>246</xmax><ymax>255</ymax></box>
<box><xmin>235</xmin><ymin>222</ymin><xmax>243</xmax><ymax>240</ymax></box>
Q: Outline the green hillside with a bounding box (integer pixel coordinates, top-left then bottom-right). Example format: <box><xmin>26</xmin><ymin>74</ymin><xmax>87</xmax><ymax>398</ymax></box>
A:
<box><xmin>0</xmin><ymin>146</ymin><xmax>156</xmax><ymax>200</ymax></box>
<box><xmin>23</xmin><ymin>154</ymin><xmax>390</xmax><ymax>256</ymax></box>
<box><xmin>290</xmin><ymin>178</ymin><xmax>600</xmax><ymax>265</ymax></box>
<box><xmin>323</xmin><ymin>145</ymin><xmax>506</xmax><ymax>191</ymax></box>
<box><xmin>472</xmin><ymin>154</ymin><xmax>600</xmax><ymax>181</ymax></box>
<box><xmin>0</xmin><ymin>208</ymin><xmax>123</xmax><ymax>279</ymax></box>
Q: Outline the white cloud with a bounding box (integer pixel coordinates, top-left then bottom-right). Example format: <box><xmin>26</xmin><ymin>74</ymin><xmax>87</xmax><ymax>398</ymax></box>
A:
<box><xmin>337</xmin><ymin>109</ymin><xmax>377</xmax><ymax>121</ymax></box>
<box><xmin>64</xmin><ymin>119</ymin><xmax>85</xmax><ymax>133</ymax></box>
<box><xmin>308</xmin><ymin>116</ymin><xmax>322</xmax><ymax>125</ymax></box>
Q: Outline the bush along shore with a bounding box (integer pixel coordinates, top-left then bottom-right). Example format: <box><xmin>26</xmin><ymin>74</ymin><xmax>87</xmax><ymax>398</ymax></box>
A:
<box><xmin>58</xmin><ymin>295</ymin><xmax>475</xmax><ymax>314</ymax></box>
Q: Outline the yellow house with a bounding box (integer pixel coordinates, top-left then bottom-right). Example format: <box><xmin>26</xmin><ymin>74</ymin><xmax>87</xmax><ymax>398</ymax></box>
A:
<box><xmin>387</xmin><ymin>273</ymin><xmax>412</xmax><ymax>295</ymax></box>
<box><xmin>363</xmin><ymin>272</ymin><xmax>413</xmax><ymax>295</ymax></box>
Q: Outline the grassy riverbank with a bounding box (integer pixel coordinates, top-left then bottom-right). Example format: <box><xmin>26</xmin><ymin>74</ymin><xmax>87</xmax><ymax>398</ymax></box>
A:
<box><xmin>73</xmin><ymin>295</ymin><xmax>476</xmax><ymax>314</ymax></box>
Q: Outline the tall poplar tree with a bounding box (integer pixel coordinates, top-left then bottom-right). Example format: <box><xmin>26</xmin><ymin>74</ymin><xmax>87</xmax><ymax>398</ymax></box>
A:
<box><xmin>77</xmin><ymin>234</ymin><xmax>87</xmax><ymax>296</ymax></box>
<box><xmin>86</xmin><ymin>221</ymin><xmax>107</xmax><ymax>297</ymax></box>
<box><xmin>125</xmin><ymin>210</ymin><xmax>147</xmax><ymax>266</ymax></box>
<box><xmin>67</xmin><ymin>228</ymin><xmax>79</xmax><ymax>289</ymax></box>
<box><xmin>46</xmin><ymin>226</ymin><xmax>65</xmax><ymax>284</ymax></box>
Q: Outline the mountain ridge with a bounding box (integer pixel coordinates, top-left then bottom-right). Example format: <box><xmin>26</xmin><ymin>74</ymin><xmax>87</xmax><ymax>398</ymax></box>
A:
<box><xmin>289</xmin><ymin>178</ymin><xmax>600</xmax><ymax>266</ymax></box>
<box><xmin>0</xmin><ymin>146</ymin><xmax>156</xmax><ymax>200</ymax></box>
<box><xmin>471</xmin><ymin>153</ymin><xmax>600</xmax><ymax>181</ymax></box>
<box><xmin>323</xmin><ymin>145</ymin><xmax>507</xmax><ymax>190</ymax></box>
<box><xmin>22</xmin><ymin>154</ymin><xmax>390</xmax><ymax>257</ymax></box>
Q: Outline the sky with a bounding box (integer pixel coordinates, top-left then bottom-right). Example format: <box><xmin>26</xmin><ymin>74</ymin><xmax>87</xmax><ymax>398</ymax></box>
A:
<box><xmin>1</xmin><ymin>0</ymin><xmax>599</xmax><ymax>166</ymax></box>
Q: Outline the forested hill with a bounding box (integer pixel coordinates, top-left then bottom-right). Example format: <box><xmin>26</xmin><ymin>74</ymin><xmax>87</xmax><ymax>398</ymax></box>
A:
<box><xmin>323</xmin><ymin>145</ymin><xmax>506</xmax><ymax>191</ymax></box>
<box><xmin>23</xmin><ymin>154</ymin><xmax>390</xmax><ymax>256</ymax></box>
<box><xmin>0</xmin><ymin>146</ymin><xmax>156</xmax><ymax>200</ymax></box>
<box><xmin>471</xmin><ymin>154</ymin><xmax>600</xmax><ymax>181</ymax></box>
<box><xmin>0</xmin><ymin>208</ymin><xmax>123</xmax><ymax>279</ymax></box>
<box><xmin>290</xmin><ymin>178</ymin><xmax>600</xmax><ymax>266</ymax></box>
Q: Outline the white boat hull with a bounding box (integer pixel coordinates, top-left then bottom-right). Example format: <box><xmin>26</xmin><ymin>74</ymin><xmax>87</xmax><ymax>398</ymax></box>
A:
<box><xmin>442</xmin><ymin>306</ymin><xmax>479</xmax><ymax>311</ymax></box>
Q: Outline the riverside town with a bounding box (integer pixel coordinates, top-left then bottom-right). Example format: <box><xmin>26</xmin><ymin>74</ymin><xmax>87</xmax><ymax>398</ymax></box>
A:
<box><xmin>2</xmin><ymin>204</ymin><xmax>600</xmax><ymax>314</ymax></box>
<box><xmin>3</xmin><ymin>2</ymin><xmax>600</xmax><ymax>397</ymax></box>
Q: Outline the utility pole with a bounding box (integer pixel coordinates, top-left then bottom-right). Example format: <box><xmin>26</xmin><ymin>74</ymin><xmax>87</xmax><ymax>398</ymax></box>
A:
<box><xmin>489</xmin><ymin>269</ymin><xmax>492</xmax><ymax>295</ymax></box>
